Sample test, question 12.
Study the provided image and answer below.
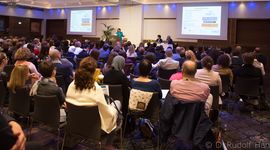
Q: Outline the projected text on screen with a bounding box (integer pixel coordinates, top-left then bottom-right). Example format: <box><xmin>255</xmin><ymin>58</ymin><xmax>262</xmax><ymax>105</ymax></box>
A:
<box><xmin>182</xmin><ymin>6</ymin><xmax>222</xmax><ymax>36</ymax></box>
<box><xmin>70</xmin><ymin>10</ymin><xmax>93</xmax><ymax>33</ymax></box>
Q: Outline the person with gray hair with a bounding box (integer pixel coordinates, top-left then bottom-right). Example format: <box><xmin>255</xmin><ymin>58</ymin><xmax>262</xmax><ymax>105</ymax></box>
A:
<box><xmin>104</xmin><ymin>55</ymin><xmax>130</xmax><ymax>117</ymax></box>
<box><xmin>153</xmin><ymin>48</ymin><xmax>179</xmax><ymax>70</ymax></box>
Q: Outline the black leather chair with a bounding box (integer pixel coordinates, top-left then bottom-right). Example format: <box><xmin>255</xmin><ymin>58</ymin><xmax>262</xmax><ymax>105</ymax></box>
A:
<box><xmin>30</xmin><ymin>95</ymin><xmax>64</xmax><ymax>150</ymax></box>
<box><xmin>63</xmin><ymin>103</ymin><xmax>101</xmax><ymax>149</ymax></box>
<box><xmin>234</xmin><ymin>77</ymin><xmax>261</xmax><ymax>97</ymax></box>
<box><xmin>220</xmin><ymin>74</ymin><xmax>230</xmax><ymax>93</ymax></box>
<box><xmin>209</xmin><ymin>85</ymin><xmax>220</xmax><ymax>123</ymax></box>
<box><xmin>123</xmin><ymin>92</ymin><xmax>161</xmax><ymax>148</ymax></box>
<box><xmin>0</xmin><ymin>80</ymin><xmax>6</xmax><ymax>108</ymax></box>
<box><xmin>108</xmin><ymin>84</ymin><xmax>123</xmax><ymax>104</ymax></box>
<box><xmin>158</xmin><ymin>68</ymin><xmax>177</xmax><ymax>79</ymax></box>
<box><xmin>158</xmin><ymin>77</ymin><xmax>171</xmax><ymax>89</ymax></box>
<box><xmin>3</xmin><ymin>65</ymin><xmax>14</xmax><ymax>81</ymax></box>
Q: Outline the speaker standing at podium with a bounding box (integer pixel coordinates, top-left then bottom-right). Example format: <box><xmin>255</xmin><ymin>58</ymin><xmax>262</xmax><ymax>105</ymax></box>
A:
<box><xmin>116</xmin><ymin>28</ymin><xmax>125</xmax><ymax>43</ymax></box>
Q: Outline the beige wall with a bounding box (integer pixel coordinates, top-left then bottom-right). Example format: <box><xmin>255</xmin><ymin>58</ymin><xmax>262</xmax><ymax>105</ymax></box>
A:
<box><xmin>119</xmin><ymin>5</ymin><xmax>143</xmax><ymax>45</ymax></box>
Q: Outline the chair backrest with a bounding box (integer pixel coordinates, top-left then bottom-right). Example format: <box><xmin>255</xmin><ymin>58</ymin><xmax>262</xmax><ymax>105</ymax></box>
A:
<box><xmin>66</xmin><ymin>103</ymin><xmax>101</xmax><ymax>140</ymax></box>
<box><xmin>108</xmin><ymin>84</ymin><xmax>123</xmax><ymax>103</ymax></box>
<box><xmin>76</xmin><ymin>57</ymin><xmax>83</xmax><ymax>68</ymax></box>
<box><xmin>129</xmin><ymin>92</ymin><xmax>160</xmax><ymax>122</ymax></box>
<box><xmin>158</xmin><ymin>77</ymin><xmax>171</xmax><ymax>89</ymax></box>
<box><xmin>158</xmin><ymin>68</ymin><xmax>177</xmax><ymax>79</ymax></box>
<box><xmin>234</xmin><ymin>77</ymin><xmax>260</xmax><ymax>97</ymax></box>
<box><xmin>209</xmin><ymin>85</ymin><xmax>219</xmax><ymax>110</ymax></box>
<box><xmin>144</xmin><ymin>92</ymin><xmax>160</xmax><ymax>122</ymax></box>
<box><xmin>55</xmin><ymin>75</ymin><xmax>67</xmax><ymax>94</ymax></box>
<box><xmin>0</xmin><ymin>80</ymin><xmax>6</xmax><ymax>107</ymax></box>
<box><xmin>3</xmin><ymin>65</ymin><xmax>15</xmax><ymax>81</ymax></box>
<box><xmin>32</xmin><ymin>95</ymin><xmax>60</xmax><ymax>128</ymax></box>
<box><xmin>9</xmin><ymin>87</ymin><xmax>31</xmax><ymax>117</ymax></box>
<box><xmin>219</xmin><ymin>74</ymin><xmax>230</xmax><ymax>93</ymax></box>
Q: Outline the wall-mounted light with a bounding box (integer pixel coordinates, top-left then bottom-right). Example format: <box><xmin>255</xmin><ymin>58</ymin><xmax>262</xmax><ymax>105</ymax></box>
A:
<box><xmin>18</xmin><ymin>21</ymin><xmax>22</xmax><ymax>25</ymax></box>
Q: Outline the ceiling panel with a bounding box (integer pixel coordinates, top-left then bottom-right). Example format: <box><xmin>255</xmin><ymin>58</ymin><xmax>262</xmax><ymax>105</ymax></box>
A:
<box><xmin>0</xmin><ymin>0</ymin><xmax>269</xmax><ymax>9</ymax></box>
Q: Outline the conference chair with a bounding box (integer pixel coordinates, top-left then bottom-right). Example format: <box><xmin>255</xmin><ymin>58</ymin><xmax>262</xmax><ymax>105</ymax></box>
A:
<box><xmin>0</xmin><ymin>80</ymin><xmax>6</xmax><ymax>109</ymax></box>
<box><xmin>160</xmin><ymin>93</ymin><xmax>214</xmax><ymax>149</ymax></box>
<box><xmin>63</xmin><ymin>103</ymin><xmax>102</xmax><ymax>149</ymax></box>
<box><xmin>123</xmin><ymin>92</ymin><xmax>161</xmax><ymax>149</ymax></box>
<box><xmin>8</xmin><ymin>87</ymin><xmax>32</xmax><ymax>136</ymax></box>
<box><xmin>158</xmin><ymin>77</ymin><xmax>172</xmax><ymax>89</ymax></box>
<box><xmin>30</xmin><ymin>95</ymin><xmax>65</xmax><ymax>150</ymax></box>
<box><xmin>158</xmin><ymin>68</ymin><xmax>177</xmax><ymax>80</ymax></box>
<box><xmin>234</xmin><ymin>77</ymin><xmax>261</xmax><ymax>97</ymax></box>
<box><xmin>3</xmin><ymin>65</ymin><xmax>14</xmax><ymax>81</ymax></box>
<box><xmin>219</xmin><ymin>74</ymin><xmax>231</xmax><ymax>94</ymax></box>
<box><xmin>108</xmin><ymin>84</ymin><xmax>123</xmax><ymax>104</ymax></box>
<box><xmin>209</xmin><ymin>85</ymin><xmax>220</xmax><ymax>123</ymax></box>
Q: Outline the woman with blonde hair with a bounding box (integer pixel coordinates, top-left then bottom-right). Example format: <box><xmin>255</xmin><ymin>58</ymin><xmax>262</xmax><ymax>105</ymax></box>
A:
<box><xmin>8</xmin><ymin>65</ymin><xmax>31</xmax><ymax>93</ymax></box>
<box><xmin>185</xmin><ymin>50</ymin><xmax>202</xmax><ymax>69</ymax></box>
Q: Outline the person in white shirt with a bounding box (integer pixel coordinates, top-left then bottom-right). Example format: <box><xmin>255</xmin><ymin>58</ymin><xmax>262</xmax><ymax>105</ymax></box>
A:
<box><xmin>153</xmin><ymin>48</ymin><xmax>179</xmax><ymax>70</ymax></box>
<box><xmin>66</xmin><ymin>57</ymin><xmax>121</xmax><ymax>134</ymax></box>
<box><xmin>126</xmin><ymin>44</ymin><xmax>137</xmax><ymax>58</ymax></box>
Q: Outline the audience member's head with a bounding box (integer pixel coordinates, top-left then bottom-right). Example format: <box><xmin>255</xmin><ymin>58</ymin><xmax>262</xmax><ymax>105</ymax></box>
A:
<box><xmin>201</xmin><ymin>56</ymin><xmax>214</xmax><ymax>71</ymax></box>
<box><xmin>39</xmin><ymin>61</ymin><xmax>56</xmax><ymax>78</ymax></box>
<box><xmin>0</xmin><ymin>52</ymin><xmax>8</xmax><ymax>68</ymax></box>
<box><xmin>254</xmin><ymin>47</ymin><xmax>261</xmax><ymax>53</ymax></box>
<box><xmin>182</xmin><ymin>60</ymin><xmax>197</xmax><ymax>78</ymax></box>
<box><xmin>179</xmin><ymin>47</ymin><xmax>186</xmax><ymax>57</ymax></box>
<box><xmin>242</xmin><ymin>52</ymin><xmax>255</xmax><ymax>65</ymax></box>
<box><xmin>14</xmin><ymin>47</ymin><xmax>32</xmax><ymax>61</ymax></box>
<box><xmin>75</xmin><ymin>57</ymin><xmax>97</xmax><ymax>91</ymax></box>
<box><xmin>139</xmin><ymin>59</ymin><xmax>152</xmax><ymax>77</ymax></box>
<box><xmin>157</xmin><ymin>35</ymin><xmax>161</xmax><ymax>39</ymax></box>
<box><xmin>185</xmin><ymin>50</ymin><xmax>197</xmax><ymax>62</ymax></box>
<box><xmin>106</xmin><ymin>52</ymin><xmax>118</xmax><ymax>66</ymax></box>
<box><xmin>111</xmin><ymin>55</ymin><xmax>125</xmax><ymax>71</ymax></box>
<box><xmin>217</xmin><ymin>54</ymin><xmax>230</xmax><ymax>68</ymax></box>
<box><xmin>49</xmin><ymin>49</ymin><xmax>61</xmax><ymax>61</ymax></box>
<box><xmin>232</xmin><ymin>48</ymin><xmax>241</xmax><ymax>56</ymax></box>
<box><xmin>128</xmin><ymin>45</ymin><xmax>135</xmax><ymax>53</ymax></box>
<box><xmin>144</xmin><ymin>52</ymin><xmax>156</xmax><ymax>64</ymax></box>
<box><xmin>74</xmin><ymin>41</ymin><xmax>81</xmax><ymax>48</ymax></box>
<box><xmin>8</xmin><ymin>65</ymin><xmax>29</xmax><ymax>93</ymax></box>
<box><xmin>165</xmin><ymin>48</ymin><xmax>173</xmax><ymax>57</ymax></box>
<box><xmin>90</xmin><ymin>49</ymin><xmax>100</xmax><ymax>61</ymax></box>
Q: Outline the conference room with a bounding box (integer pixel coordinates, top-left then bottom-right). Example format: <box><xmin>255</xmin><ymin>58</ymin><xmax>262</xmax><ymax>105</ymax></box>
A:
<box><xmin>0</xmin><ymin>0</ymin><xmax>269</xmax><ymax>149</ymax></box>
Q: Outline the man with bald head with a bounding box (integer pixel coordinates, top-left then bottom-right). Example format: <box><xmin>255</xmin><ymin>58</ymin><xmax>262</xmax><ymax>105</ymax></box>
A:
<box><xmin>49</xmin><ymin>49</ymin><xmax>74</xmax><ymax>93</ymax></box>
<box><xmin>170</xmin><ymin>60</ymin><xmax>212</xmax><ymax>108</ymax></box>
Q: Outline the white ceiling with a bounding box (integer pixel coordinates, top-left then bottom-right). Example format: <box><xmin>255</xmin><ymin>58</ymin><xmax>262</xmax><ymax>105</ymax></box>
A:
<box><xmin>0</xmin><ymin>0</ymin><xmax>269</xmax><ymax>9</ymax></box>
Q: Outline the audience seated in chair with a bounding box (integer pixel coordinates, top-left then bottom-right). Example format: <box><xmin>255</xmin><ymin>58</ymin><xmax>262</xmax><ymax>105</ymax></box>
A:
<box><xmin>66</xmin><ymin>57</ymin><xmax>121</xmax><ymax>134</ymax></box>
<box><xmin>131</xmin><ymin>59</ymin><xmax>162</xmax><ymax>99</ymax></box>
<box><xmin>30</xmin><ymin>61</ymin><xmax>66</xmax><ymax>106</ymax></box>
<box><xmin>170</xmin><ymin>60</ymin><xmax>213</xmax><ymax>114</ymax></box>
<box><xmin>49</xmin><ymin>49</ymin><xmax>74</xmax><ymax>93</ymax></box>
<box><xmin>195</xmin><ymin>56</ymin><xmax>222</xmax><ymax>104</ymax></box>
<box><xmin>235</xmin><ymin>52</ymin><xmax>263</xmax><ymax>85</ymax></box>
<box><xmin>153</xmin><ymin>47</ymin><xmax>179</xmax><ymax>71</ymax></box>
<box><xmin>212</xmin><ymin>54</ymin><xmax>233</xmax><ymax>86</ymax></box>
<box><xmin>104</xmin><ymin>55</ymin><xmax>130</xmax><ymax>117</ymax></box>
<box><xmin>14</xmin><ymin>47</ymin><xmax>40</xmax><ymax>79</ymax></box>
<box><xmin>0</xmin><ymin>52</ymin><xmax>8</xmax><ymax>83</ymax></box>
